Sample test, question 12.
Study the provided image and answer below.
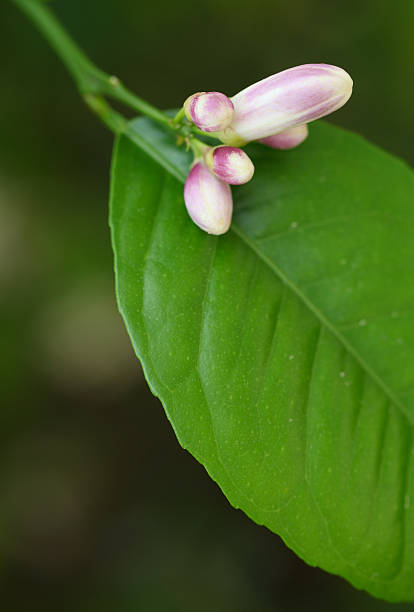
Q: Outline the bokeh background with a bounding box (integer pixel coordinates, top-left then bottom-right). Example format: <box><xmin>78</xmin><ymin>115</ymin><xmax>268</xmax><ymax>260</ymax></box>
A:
<box><xmin>2</xmin><ymin>1</ymin><xmax>414</xmax><ymax>610</ymax></box>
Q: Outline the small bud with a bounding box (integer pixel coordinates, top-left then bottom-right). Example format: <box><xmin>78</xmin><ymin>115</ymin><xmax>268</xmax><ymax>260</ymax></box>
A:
<box><xmin>184</xmin><ymin>92</ymin><xmax>234</xmax><ymax>132</ymax></box>
<box><xmin>226</xmin><ymin>64</ymin><xmax>353</xmax><ymax>142</ymax></box>
<box><xmin>184</xmin><ymin>162</ymin><xmax>233</xmax><ymax>235</ymax></box>
<box><xmin>259</xmin><ymin>124</ymin><xmax>309</xmax><ymax>149</ymax></box>
<box><xmin>204</xmin><ymin>146</ymin><xmax>254</xmax><ymax>185</ymax></box>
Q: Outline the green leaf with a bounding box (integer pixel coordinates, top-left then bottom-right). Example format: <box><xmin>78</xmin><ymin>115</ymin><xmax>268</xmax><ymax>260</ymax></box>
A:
<box><xmin>109</xmin><ymin>117</ymin><xmax>414</xmax><ymax>602</ymax></box>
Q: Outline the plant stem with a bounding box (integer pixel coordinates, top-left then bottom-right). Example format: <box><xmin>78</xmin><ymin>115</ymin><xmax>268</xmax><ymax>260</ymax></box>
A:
<box><xmin>84</xmin><ymin>94</ymin><xmax>127</xmax><ymax>135</ymax></box>
<box><xmin>190</xmin><ymin>138</ymin><xmax>209</xmax><ymax>159</ymax></box>
<box><xmin>171</xmin><ymin>107</ymin><xmax>186</xmax><ymax>125</ymax></box>
<box><xmin>11</xmin><ymin>0</ymin><xmax>176</xmax><ymax>132</ymax></box>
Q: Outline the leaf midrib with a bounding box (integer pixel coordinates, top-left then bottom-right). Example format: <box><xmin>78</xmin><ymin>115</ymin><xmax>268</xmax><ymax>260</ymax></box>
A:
<box><xmin>124</xmin><ymin>126</ymin><xmax>412</xmax><ymax>427</ymax></box>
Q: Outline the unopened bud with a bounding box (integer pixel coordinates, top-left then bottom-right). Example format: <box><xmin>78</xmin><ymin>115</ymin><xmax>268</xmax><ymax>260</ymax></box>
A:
<box><xmin>184</xmin><ymin>162</ymin><xmax>233</xmax><ymax>235</ymax></box>
<box><xmin>225</xmin><ymin>64</ymin><xmax>353</xmax><ymax>143</ymax></box>
<box><xmin>259</xmin><ymin>124</ymin><xmax>309</xmax><ymax>149</ymax></box>
<box><xmin>204</xmin><ymin>146</ymin><xmax>254</xmax><ymax>185</ymax></box>
<box><xmin>184</xmin><ymin>92</ymin><xmax>234</xmax><ymax>133</ymax></box>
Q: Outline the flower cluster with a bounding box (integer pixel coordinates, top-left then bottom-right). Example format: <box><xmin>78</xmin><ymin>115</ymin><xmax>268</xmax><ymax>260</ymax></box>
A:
<box><xmin>182</xmin><ymin>64</ymin><xmax>353</xmax><ymax>235</ymax></box>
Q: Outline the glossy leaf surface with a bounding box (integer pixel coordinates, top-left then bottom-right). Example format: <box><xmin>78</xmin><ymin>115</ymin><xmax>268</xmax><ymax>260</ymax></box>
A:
<box><xmin>110</xmin><ymin>117</ymin><xmax>414</xmax><ymax>601</ymax></box>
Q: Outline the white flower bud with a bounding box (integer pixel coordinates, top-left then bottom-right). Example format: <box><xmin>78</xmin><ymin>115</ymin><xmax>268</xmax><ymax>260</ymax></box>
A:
<box><xmin>184</xmin><ymin>92</ymin><xmax>234</xmax><ymax>132</ymax></box>
<box><xmin>223</xmin><ymin>64</ymin><xmax>353</xmax><ymax>143</ymax></box>
<box><xmin>259</xmin><ymin>124</ymin><xmax>309</xmax><ymax>149</ymax></box>
<box><xmin>204</xmin><ymin>146</ymin><xmax>254</xmax><ymax>185</ymax></box>
<box><xmin>184</xmin><ymin>162</ymin><xmax>233</xmax><ymax>235</ymax></box>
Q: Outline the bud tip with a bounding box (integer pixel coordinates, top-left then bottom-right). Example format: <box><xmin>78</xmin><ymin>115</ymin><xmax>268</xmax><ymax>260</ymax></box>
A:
<box><xmin>205</xmin><ymin>146</ymin><xmax>254</xmax><ymax>185</ymax></box>
<box><xmin>183</xmin><ymin>92</ymin><xmax>234</xmax><ymax>133</ymax></box>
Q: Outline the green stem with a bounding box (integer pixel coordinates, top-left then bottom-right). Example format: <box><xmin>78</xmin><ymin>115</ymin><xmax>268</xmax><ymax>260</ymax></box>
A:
<box><xmin>190</xmin><ymin>138</ymin><xmax>209</xmax><ymax>159</ymax></box>
<box><xmin>84</xmin><ymin>94</ymin><xmax>127</xmax><ymax>134</ymax></box>
<box><xmin>11</xmin><ymin>0</ymin><xmax>174</xmax><ymax>131</ymax></box>
<box><xmin>171</xmin><ymin>107</ymin><xmax>186</xmax><ymax>125</ymax></box>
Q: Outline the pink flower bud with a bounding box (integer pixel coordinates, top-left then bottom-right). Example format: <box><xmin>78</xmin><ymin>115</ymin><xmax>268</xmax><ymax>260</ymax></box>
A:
<box><xmin>184</xmin><ymin>162</ymin><xmax>233</xmax><ymax>235</ymax></box>
<box><xmin>259</xmin><ymin>124</ymin><xmax>309</xmax><ymax>149</ymax></box>
<box><xmin>204</xmin><ymin>146</ymin><xmax>254</xmax><ymax>185</ymax></box>
<box><xmin>225</xmin><ymin>64</ymin><xmax>353</xmax><ymax>143</ymax></box>
<box><xmin>184</xmin><ymin>92</ymin><xmax>234</xmax><ymax>132</ymax></box>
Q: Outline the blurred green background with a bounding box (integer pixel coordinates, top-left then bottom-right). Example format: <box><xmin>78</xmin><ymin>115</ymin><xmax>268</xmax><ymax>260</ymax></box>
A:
<box><xmin>2</xmin><ymin>1</ymin><xmax>414</xmax><ymax>610</ymax></box>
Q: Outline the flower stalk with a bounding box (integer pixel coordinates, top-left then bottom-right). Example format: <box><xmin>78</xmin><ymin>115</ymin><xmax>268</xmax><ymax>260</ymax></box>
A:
<box><xmin>11</xmin><ymin>0</ymin><xmax>199</xmax><ymax>139</ymax></box>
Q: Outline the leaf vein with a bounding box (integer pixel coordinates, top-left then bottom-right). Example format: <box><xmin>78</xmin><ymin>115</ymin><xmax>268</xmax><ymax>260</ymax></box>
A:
<box><xmin>231</xmin><ymin>223</ymin><xmax>411</xmax><ymax>424</ymax></box>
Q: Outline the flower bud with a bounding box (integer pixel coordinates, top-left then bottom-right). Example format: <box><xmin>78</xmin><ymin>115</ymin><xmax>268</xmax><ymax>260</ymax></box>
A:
<box><xmin>204</xmin><ymin>146</ymin><xmax>254</xmax><ymax>185</ymax></box>
<box><xmin>183</xmin><ymin>92</ymin><xmax>234</xmax><ymax>132</ymax></box>
<box><xmin>184</xmin><ymin>162</ymin><xmax>233</xmax><ymax>235</ymax></box>
<box><xmin>259</xmin><ymin>124</ymin><xmax>309</xmax><ymax>149</ymax></box>
<box><xmin>225</xmin><ymin>64</ymin><xmax>353</xmax><ymax>143</ymax></box>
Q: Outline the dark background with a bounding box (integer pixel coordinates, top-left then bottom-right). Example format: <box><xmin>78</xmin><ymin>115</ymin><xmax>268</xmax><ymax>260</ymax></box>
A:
<box><xmin>2</xmin><ymin>1</ymin><xmax>414</xmax><ymax>610</ymax></box>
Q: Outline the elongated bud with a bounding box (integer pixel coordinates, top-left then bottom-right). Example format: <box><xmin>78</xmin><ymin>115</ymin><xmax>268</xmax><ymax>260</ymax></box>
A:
<box><xmin>225</xmin><ymin>64</ymin><xmax>353</xmax><ymax>142</ymax></box>
<box><xmin>184</xmin><ymin>162</ymin><xmax>233</xmax><ymax>235</ymax></box>
<box><xmin>259</xmin><ymin>124</ymin><xmax>309</xmax><ymax>149</ymax></box>
<box><xmin>204</xmin><ymin>146</ymin><xmax>254</xmax><ymax>185</ymax></box>
<box><xmin>184</xmin><ymin>92</ymin><xmax>234</xmax><ymax>132</ymax></box>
